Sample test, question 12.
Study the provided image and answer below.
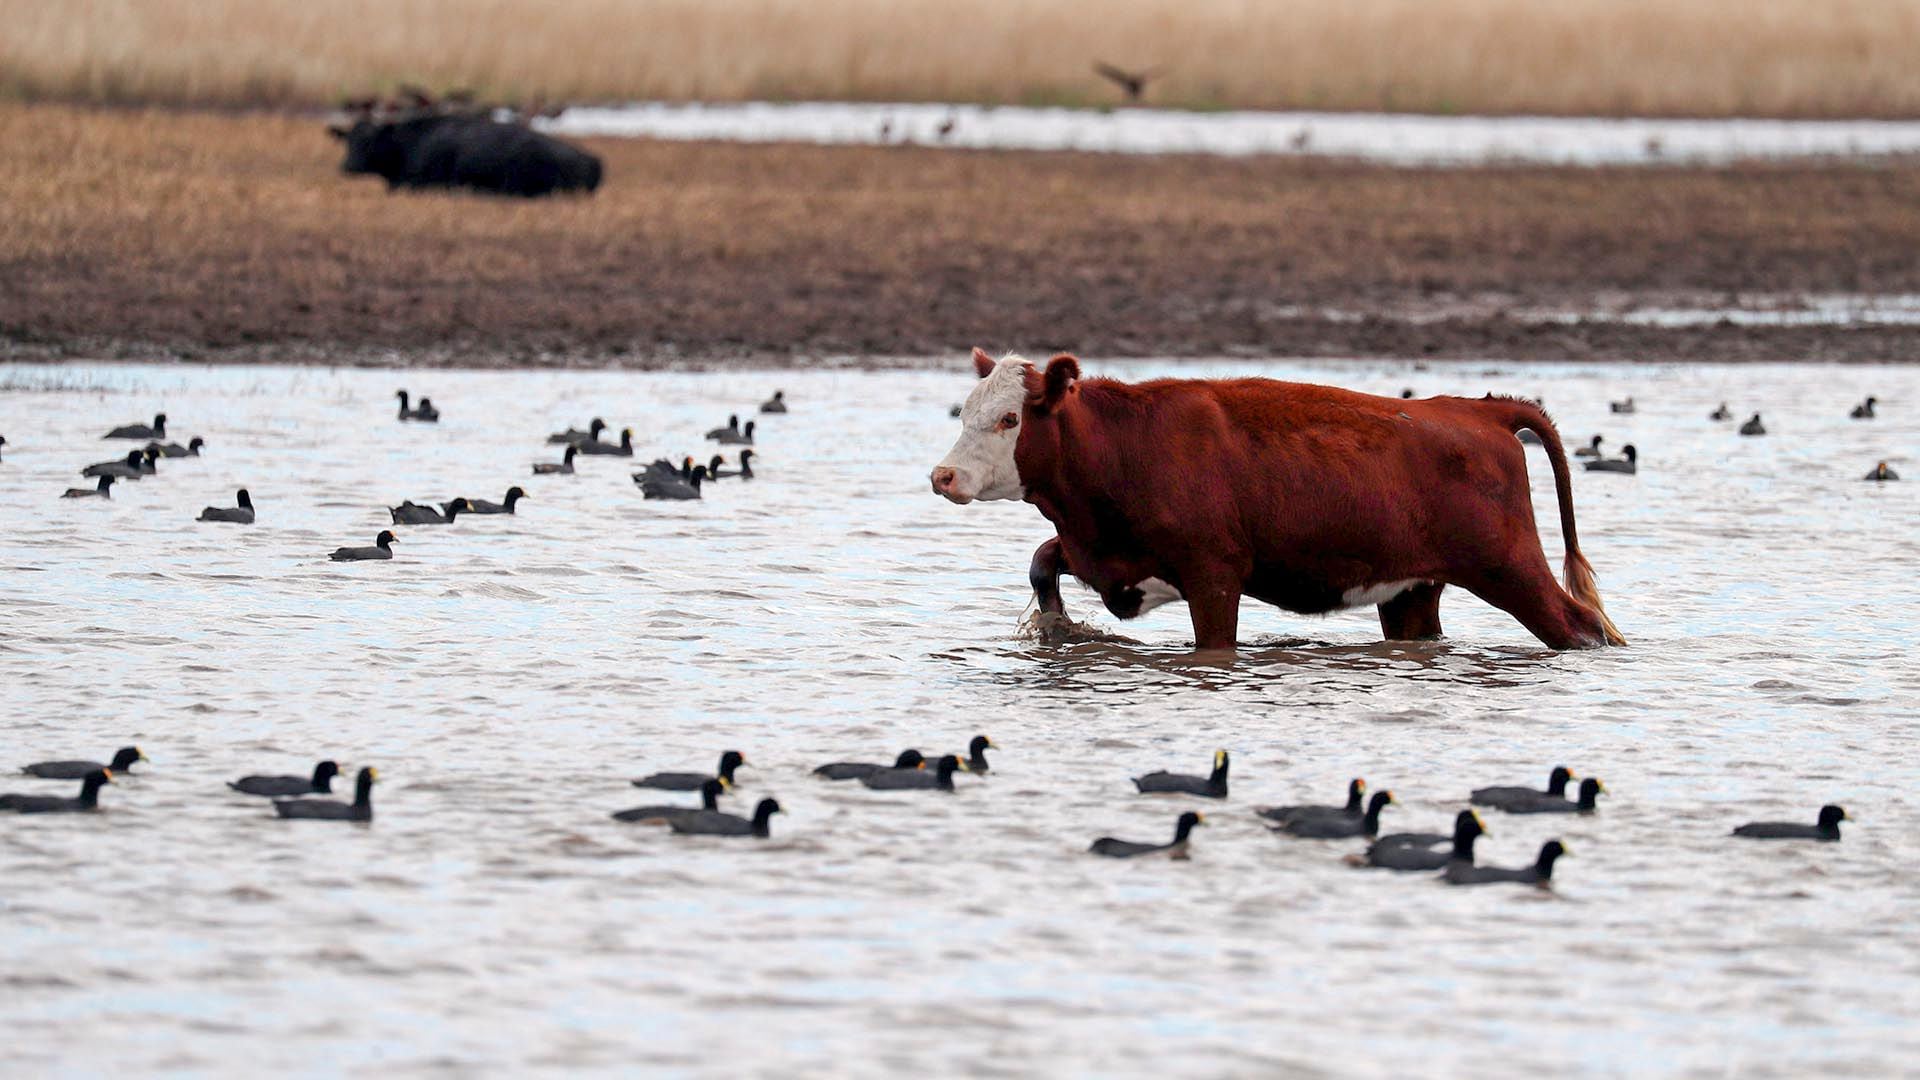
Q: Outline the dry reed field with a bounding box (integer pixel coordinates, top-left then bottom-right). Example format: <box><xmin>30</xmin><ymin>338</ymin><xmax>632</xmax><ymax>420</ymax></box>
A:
<box><xmin>6</xmin><ymin>103</ymin><xmax>1920</xmax><ymax>364</ymax></box>
<box><xmin>6</xmin><ymin>0</ymin><xmax>1920</xmax><ymax>118</ymax></box>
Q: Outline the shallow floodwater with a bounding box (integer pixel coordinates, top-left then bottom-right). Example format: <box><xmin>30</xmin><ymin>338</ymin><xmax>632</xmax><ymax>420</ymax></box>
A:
<box><xmin>548</xmin><ymin>101</ymin><xmax>1920</xmax><ymax>166</ymax></box>
<box><xmin>1</xmin><ymin>358</ymin><xmax>1916</xmax><ymax>1077</ymax></box>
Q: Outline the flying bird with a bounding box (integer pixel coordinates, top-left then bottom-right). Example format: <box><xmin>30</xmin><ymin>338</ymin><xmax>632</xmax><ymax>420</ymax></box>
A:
<box><xmin>1093</xmin><ymin>61</ymin><xmax>1163</xmax><ymax>103</ymax></box>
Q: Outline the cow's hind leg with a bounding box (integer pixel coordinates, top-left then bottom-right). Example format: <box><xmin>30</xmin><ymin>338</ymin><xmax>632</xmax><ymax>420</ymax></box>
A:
<box><xmin>1028</xmin><ymin>537</ymin><xmax>1068</xmax><ymax>616</ymax></box>
<box><xmin>1378</xmin><ymin>583</ymin><xmax>1446</xmax><ymax>641</ymax></box>
<box><xmin>1465</xmin><ymin>564</ymin><xmax>1609</xmax><ymax>650</ymax></box>
<box><xmin>1185</xmin><ymin>580</ymin><xmax>1243</xmax><ymax>652</ymax></box>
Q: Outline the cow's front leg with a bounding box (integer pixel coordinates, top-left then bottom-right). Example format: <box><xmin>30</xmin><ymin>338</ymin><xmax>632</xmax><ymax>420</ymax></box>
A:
<box><xmin>1027</xmin><ymin>537</ymin><xmax>1068</xmax><ymax>616</ymax></box>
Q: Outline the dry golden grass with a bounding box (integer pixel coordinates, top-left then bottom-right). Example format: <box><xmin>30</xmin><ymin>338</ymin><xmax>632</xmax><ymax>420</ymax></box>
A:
<box><xmin>7</xmin><ymin>102</ymin><xmax>1920</xmax><ymax>364</ymax></box>
<box><xmin>6</xmin><ymin>0</ymin><xmax>1920</xmax><ymax>117</ymax></box>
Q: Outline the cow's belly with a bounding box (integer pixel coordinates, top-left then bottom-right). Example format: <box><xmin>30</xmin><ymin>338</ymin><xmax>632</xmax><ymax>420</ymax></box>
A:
<box><xmin>1066</xmin><ymin>573</ymin><xmax>1185</xmax><ymax>616</ymax></box>
<box><xmin>1335</xmin><ymin>579</ymin><xmax>1433</xmax><ymax>608</ymax></box>
<box><xmin>1243</xmin><ymin>570</ymin><xmax>1348</xmax><ymax>615</ymax></box>
<box><xmin>1245</xmin><ymin>562</ymin><xmax>1430</xmax><ymax>615</ymax></box>
<box><xmin>1133</xmin><ymin>576</ymin><xmax>1183</xmax><ymax>614</ymax></box>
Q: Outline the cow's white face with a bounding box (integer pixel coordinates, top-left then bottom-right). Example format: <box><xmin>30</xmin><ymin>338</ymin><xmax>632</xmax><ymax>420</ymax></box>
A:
<box><xmin>930</xmin><ymin>351</ymin><xmax>1029</xmax><ymax>504</ymax></box>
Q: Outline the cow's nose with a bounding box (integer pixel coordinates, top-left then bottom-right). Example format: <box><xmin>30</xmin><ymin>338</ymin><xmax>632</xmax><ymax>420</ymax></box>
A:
<box><xmin>931</xmin><ymin>467</ymin><xmax>957</xmax><ymax>496</ymax></box>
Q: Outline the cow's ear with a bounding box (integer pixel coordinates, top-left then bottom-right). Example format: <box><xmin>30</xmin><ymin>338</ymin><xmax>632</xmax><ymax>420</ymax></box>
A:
<box><xmin>1042</xmin><ymin>354</ymin><xmax>1080</xmax><ymax>407</ymax></box>
<box><xmin>327</xmin><ymin>126</ymin><xmax>350</xmax><ymax>141</ymax></box>
<box><xmin>971</xmin><ymin>347</ymin><xmax>995</xmax><ymax>379</ymax></box>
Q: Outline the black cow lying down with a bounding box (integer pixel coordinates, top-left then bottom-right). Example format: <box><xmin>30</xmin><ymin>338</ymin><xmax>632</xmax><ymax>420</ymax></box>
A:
<box><xmin>331</xmin><ymin>111</ymin><xmax>602</xmax><ymax>198</ymax></box>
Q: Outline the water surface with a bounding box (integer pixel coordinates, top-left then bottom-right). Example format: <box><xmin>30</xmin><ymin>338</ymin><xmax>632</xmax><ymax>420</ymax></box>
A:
<box><xmin>549</xmin><ymin>102</ymin><xmax>1920</xmax><ymax>166</ymax></box>
<box><xmin>1</xmin><ymin>359</ymin><xmax>1915</xmax><ymax>1076</ymax></box>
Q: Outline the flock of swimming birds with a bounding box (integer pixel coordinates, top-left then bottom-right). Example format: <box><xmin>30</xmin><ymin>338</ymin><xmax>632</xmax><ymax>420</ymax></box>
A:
<box><xmin>6</xmin><ymin>376</ymin><xmax>1888</xmax><ymax>872</ymax></box>
<box><xmin>2</xmin><ymin>742</ymin><xmax>1852</xmax><ymax>887</ymax></box>
<box><xmin>21</xmin><ymin>387</ymin><xmax>786</xmax><ymax>560</ymax></box>
<box><xmin>1095</xmin><ymin>752</ymin><xmax>1850</xmax><ymax>883</ymax></box>
<box><xmin>1563</xmin><ymin>392</ymin><xmax>1898</xmax><ymax>480</ymax></box>
<box><xmin>13</xmin><ymin>385</ymin><xmax>1900</xmax><ymax>513</ymax></box>
<box><xmin>338</xmin><ymin>388</ymin><xmax>777</xmax><ymax>559</ymax></box>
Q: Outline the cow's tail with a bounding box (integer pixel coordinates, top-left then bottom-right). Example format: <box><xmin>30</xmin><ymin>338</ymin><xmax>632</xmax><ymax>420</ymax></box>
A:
<box><xmin>1499</xmin><ymin>397</ymin><xmax>1627</xmax><ymax>646</ymax></box>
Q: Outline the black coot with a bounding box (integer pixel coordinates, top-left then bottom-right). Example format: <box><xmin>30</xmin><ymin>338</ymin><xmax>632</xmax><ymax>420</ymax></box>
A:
<box><xmin>1583</xmin><ymin>445</ymin><xmax>1637</xmax><ymax>475</ymax></box>
<box><xmin>0</xmin><ymin>769</ymin><xmax>113</xmax><ymax>813</ymax></box>
<box><xmin>155</xmin><ymin>437</ymin><xmax>205</xmax><ymax>458</ymax></box>
<box><xmin>82</xmin><ymin>450</ymin><xmax>146</xmax><ymax>479</ymax></box>
<box><xmin>1471</xmin><ymin>767</ymin><xmax>1576</xmax><ymax>809</ymax></box>
<box><xmin>61</xmin><ymin>475</ymin><xmax>114</xmax><ymax>499</ymax></box>
<box><xmin>1355</xmin><ymin>809</ymin><xmax>1486</xmax><ymax>872</ymax></box>
<box><xmin>330</xmin><ymin>531</ymin><xmax>397</xmax><ymax>561</ymax></box>
<box><xmin>389</xmin><ymin>500</ymin><xmax>465</xmax><ymax>525</ymax></box>
<box><xmin>274</xmin><ymin>766</ymin><xmax>377</xmax><ymax>821</ymax></box>
<box><xmin>229</xmin><ymin>760</ymin><xmax>340</xmax><ymax>797</ymax></box>
<box><xmin>814</xmin><ymin>750</ymin><xmax>925</xmax><ymax>781</ymax></box>
<box><xmin>533</xmin><ymin>446</ymin><xmax>579</xmax><ymax>475</ymax></box>
<box><xmin>396</xmin><ymin>391</ymin><xmax>439</xmax><ymax>422</ymax></box>
<box><xmin>198</xmin><ymin>489</ymin><xmax>255</xmax><ymax>523</ymax></box>
<box><xmin>104</xmin><ymin>413</ymin><xmax>167</xmax><ymax>440</ymax></box>
<box><xmin>633</xmin><ymin>750</ymin><xmax>746</xmax><ymax>791</ymax></box>
<box><xmin>666</xmin><ymin>797</ymin><xmax>782</xmax><ymax>837</ymax></box>
<box><xmin>446</xmin><ymin>487</ymin><xmax>525</xmax><ymax>515</ymax></box>
<box><xmin>1277</xmin><ymin>791</ymin><xmax>1395</xmax><ymax>839</ymax></box>
<box><xmin>613</xmin><ymin>778</ymin><xmax>728</xmax><ymax>824</ymax></box>
<box><xmin>1445</xmin><ymin>840</ymin><xmax>1567</xmax><ymax>887</ymax></box>
<box><xmin>1733</xmin><ymin>804</ymin><xmax>1848</xmax><ymax>841</ymax></box>
<box><xmin>577</xmin><ymin>428</ymin><xmax>635</xmax><ymax>456</ymax></box>
<box><xmin>1502</xmin><ymin>777</ymin><xmax>1606</xmax><ymax>815</ymax></box>
<box><xmin>22</xmin><ymin>746</ymin><xmax>146</xmax><ymax>779</ymax></box>
<box><xmin>709</xmin><ymin>450</ymin><xmax>756</xmax><ymax>479</ymax></box>
<box><xmin>1132</xmin><ymin>750</ymin><xmax>1228</xmax><ymax>798</ymax></box>
<box><xmin>1090</xmin><ymin>811</ymin><xmax>1206</xmax><ymax>858</ymax></box>
<box><xmin>639</xmin><ymin>466</ymin><xmax>705</xmax><ymax>500</ymax></box>
<box><xmin>861</xmin><ymin>754</ymin><xmax>966</xmax><ymax>791</ymax></box>
<box><xmin>548</xmin><ymin>418</ymin><xmax>606</xmax><ymax>445</ymax></box>
<box><xmin>1257</xmin><ymin>778</ymin><xmax>1366</xmax><ymax>824</ymax></box>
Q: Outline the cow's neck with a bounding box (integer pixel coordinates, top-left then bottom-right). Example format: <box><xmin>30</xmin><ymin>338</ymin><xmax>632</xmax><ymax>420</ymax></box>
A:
<box><xmin>1018</xmin><ymin>405</ymin><xmax>1129</xmax><ymax>549</ymax></box>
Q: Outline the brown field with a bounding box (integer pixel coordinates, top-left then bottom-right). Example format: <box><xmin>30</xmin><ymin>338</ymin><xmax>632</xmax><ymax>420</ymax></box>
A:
<box><xmin>6</xmin><ymin>102</ymin><xmax>1920</xmax><ymax>366</ymax></box>
<box><xmin>6</xmin><ymin>0</ymin><xmax>1920</xmax><ymax>118</ymax></box>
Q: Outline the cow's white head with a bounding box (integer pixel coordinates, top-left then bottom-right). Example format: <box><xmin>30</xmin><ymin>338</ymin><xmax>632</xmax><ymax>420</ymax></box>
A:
<box><xmin>930</xmin><ymin>348</ymin><xmax>1032</xmax><ymax>504</ymax></box>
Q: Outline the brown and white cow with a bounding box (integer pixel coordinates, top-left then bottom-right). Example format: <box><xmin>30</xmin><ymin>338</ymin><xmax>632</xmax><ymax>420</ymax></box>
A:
<box><xmin>930</xmin><ymin>349</ymin><xmax>1626</xmax><ymax>652</ymax></box>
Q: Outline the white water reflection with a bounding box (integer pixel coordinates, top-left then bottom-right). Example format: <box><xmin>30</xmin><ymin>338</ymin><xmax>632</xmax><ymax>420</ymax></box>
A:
<box><xmin>1266</xmin><ymin>293</ymin><xmax>1920</xmax><ymax>329</ymax></box>
<box><xmin>1538</xmin><ymin>293</ymin><xmax>1920</xmax><ymax>328</ymax></box>
<box><xmin>547</xmin><ymin>101</ymin><xmax>1920</xmax><ymax>166</ymax></box>
<box><xmin>0</xmin><ymin>358</ymin><xmax>1916</xmax><ymax>1075</ymax></box>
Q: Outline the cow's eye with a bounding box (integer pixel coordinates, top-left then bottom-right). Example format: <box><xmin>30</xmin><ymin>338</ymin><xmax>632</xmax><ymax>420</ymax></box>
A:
<box><xmin>998</xmin><ymin>413</ymin><xmax>1019</xmax><ymax>431</ymax></box>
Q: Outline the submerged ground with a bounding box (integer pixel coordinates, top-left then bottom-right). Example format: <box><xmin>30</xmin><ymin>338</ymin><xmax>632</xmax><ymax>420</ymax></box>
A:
<box><xmin>7</xmin><ymin>104</ymin><xmax>1920</xmax><ymax>367</ymax></box>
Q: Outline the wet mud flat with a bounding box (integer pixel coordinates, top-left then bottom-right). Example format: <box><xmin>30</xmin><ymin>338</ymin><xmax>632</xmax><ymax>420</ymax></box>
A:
<box><xmin>6</xmin><ymin>103</ymin><xmax>1920</xmax><ymax>367</ymax></box>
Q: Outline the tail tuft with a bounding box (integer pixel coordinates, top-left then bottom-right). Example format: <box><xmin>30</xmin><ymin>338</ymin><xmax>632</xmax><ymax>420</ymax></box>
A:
<box><xmin>1563</xmin><ymin>550</ymin><xmax>1627</xmax><ymax>646</ymax></box>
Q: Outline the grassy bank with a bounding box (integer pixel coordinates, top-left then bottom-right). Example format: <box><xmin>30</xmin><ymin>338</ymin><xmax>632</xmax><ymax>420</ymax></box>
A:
<box><xmin>6</xmin><ymin>103</ymin><xmax>1920</xmax><ymax>365</ymax></box>
<box><xmin>5</xmin><ymin>0</ymin><xmax>1920</xmax><ymax>118</ymax></box>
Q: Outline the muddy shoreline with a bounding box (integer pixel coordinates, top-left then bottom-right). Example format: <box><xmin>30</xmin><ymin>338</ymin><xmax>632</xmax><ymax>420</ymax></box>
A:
<box><xmin>6</xmin><ymin>104</ymin><xmax>1920</xmax><ymax>368</ymax></box>
<box><xmin>8</xmin><ymin>319</ymin><xmax>1920</xmax><ymax>370</ymax></box>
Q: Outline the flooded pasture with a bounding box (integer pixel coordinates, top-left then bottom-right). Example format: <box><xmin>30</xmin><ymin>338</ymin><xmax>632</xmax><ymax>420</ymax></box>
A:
<box><xmin>1</xmin><ymin>358</ymin><xmax>1916</xmax><ymax>1076</ymax></box>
